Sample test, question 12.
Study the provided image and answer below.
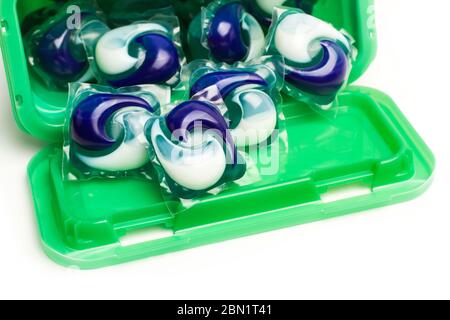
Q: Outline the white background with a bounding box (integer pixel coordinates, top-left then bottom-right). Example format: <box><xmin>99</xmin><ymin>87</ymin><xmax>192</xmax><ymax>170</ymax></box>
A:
<box><xmin>1</xmin><ymin>0</ymin><xmax>449</xmax><ymax>300</ymax></box>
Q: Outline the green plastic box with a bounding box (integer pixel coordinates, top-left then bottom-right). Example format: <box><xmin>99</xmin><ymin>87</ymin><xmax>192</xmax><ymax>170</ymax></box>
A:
<box><xmin>0</xmin><ymin>0</ymin><xmax>435</xmax><ymax>269</ymax></box>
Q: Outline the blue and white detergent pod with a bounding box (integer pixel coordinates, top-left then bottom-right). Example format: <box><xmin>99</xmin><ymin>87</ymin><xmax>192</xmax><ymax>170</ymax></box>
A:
<box><xmin>191</xmin><ymin>0</ymin><xmax>265</xmax><ymax>64</ymax></box>
<box><xmin>81</xmin><ymin>14</ymin><xmax>185</xmax><ymax>88</ymax></box>
<box><xmin>146</xmin><ymin>92</ymin><xmax>248</xmax><ymax>200</ymax></box>
<box><xmin>25</xmin><ymin>0</ymin><xmax>104</xmax><ymax>89</ymax></box>
<box><xmin>64</xmin><ymin>83</ymin><xmax>171</xmax><ymax>179</ymax></box>
<box><xmin>182</xmin><ymin>57</ymin><xmax>285</xmax><ymax>148</ymax></box>
<box><xmin>266</xmin><ymin>7</ymin><xmax>356</xmax><ymax>112</ymax></box>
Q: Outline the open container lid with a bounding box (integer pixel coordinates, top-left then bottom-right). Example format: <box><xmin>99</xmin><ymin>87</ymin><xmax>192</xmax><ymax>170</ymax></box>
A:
<box><xmin>0</xmin><ymin>0</ymin><xmax>435</xmax><ymax>269</ymax></box>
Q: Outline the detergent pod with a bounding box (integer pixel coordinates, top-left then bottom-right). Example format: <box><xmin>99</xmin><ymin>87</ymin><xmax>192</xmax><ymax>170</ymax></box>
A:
<box><xmin>25</xmin><ymin>0</ymin><xmax>104</xmax><ymax>89</ymax></box>
<box><xmin>64</xmin><ymin>83</ymin><xmax>171</xmax><ymax>180</ymax></box>
<box><xmin>266</xmin><ymin>7</ymin><xmax>356</xmax><ymax>115</ymax></box>
<box><xmin>182</xmin><ymin>56</ymin><xmax>285</xmax><ymax>148</ymax></box>
<box><xmin>81</xmin><ymin>14</ymin><xmax>185</xmax><ymax>88</ymax></box>
<box><xmin>146</xmin><ymin>88</ymin><xmax>247</xmax><ymax>201</ymax></box>
<box><xmin>189</xmin><ymin>0</ymin><xmax>265</xmax><ymax>64</ymax></box>
<box><xmin>245</xmin><ymin>0</ymin><xmax>318</xmax><ymax>26</ymax></box>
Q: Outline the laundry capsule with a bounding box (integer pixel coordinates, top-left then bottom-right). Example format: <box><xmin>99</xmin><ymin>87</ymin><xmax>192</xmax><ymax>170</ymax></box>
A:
<box><xmin>189</xmin><ymin>0</ymin><xmax>265</xmax><ymax>64</ymax></box>
<box><xmin>186</xmin><ymin>61</ymin><xmax>283</xmax><ymax>147</ymax></box>
<box><xmin>266</xmin><ymin>7</ymin><xmax>355</xmax><ymax>108</ymax></box>
<box><xmin>66</xmin><ymin>84</ymin><xmax>170</xmax><ymax>176</ymax></box>
<box><xmin>25</xmin><ymin>0</ymin><xmax>103</xmax><ymax>89</ymax></box>
<box><xmin>82</xmin><ymin>16</ymin><xmax>184</xmax><ymax>87</ymax></box>
<box><xmin>147</xmin><ymin>100</ymin><xmax>246</xmax><ymax>199</ymax></box>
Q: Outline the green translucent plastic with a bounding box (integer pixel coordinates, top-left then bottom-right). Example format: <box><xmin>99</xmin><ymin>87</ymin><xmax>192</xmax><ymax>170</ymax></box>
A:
<box><xmin>1</xmin><ymin>0</ymin><xmax>435</xmax><ymax>269</ymax></box>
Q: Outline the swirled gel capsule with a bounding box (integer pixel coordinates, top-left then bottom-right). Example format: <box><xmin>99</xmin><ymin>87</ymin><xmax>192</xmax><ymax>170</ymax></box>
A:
<box><xmin>84</xmin><ymin>19</ymin><xmax>184</xmax><ymax>87</ymax></box>
<box><xmin>70</xmin><ymin>93</ymin><xmax>159</xmax><ymax>172</ymax></box>
<box><xmin>267</xmin><ymin>7</ymin><xmax>355</xmax><ymax>107</ymax></box>
<box><xmin>246</xmin><ymin>0</ymin><xmax>317</xmax><ymax>26</ymax></box>
<box><xmin>147</xmin><ymin>100</ymin><xmax>246</xmax><ymax>199</ymax></box>
<box><xmin>193</xmin><ymin>0</ymin><xmax>265</xmax><ymax>64</ymax></box>
<box><xmin>25</xmin><ymin>1</ymin><xmax>101</xmax><ymax>88</ymax></box>
<box><xmin>189</xmin><ymin>67</ymin><xmax>279</xmax><ymax>147</ymax></box>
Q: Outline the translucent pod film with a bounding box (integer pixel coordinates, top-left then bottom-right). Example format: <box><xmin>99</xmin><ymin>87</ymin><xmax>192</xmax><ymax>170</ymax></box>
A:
<box><xmin>266</xmin><ymin>6</ymin><xmax>357</xmax><ymax>116</ymax></box>
<box><xmin>24</xmin><ymin>0</ymin><xmax>105</xmax><ymax>89</ymax></box>
<box><xmin>189</xmin><ymin>0</ymin><xmax>265</xmax><ymax>64</ymax></box>
<box><xmin>81</xmin><ymin>13</ymin><xmax>186</xmax><ymax>88</ymax></box>
<box><xmin>146</xmin><ymin>87</ymin><xmax>247</xmax><ymax>205</ymax></box>
<box><xmin>63</xmin><ymin>83</ymin><xmax>171</xmax><ymax>181</ymax></box>
<box><xmin>181</xmin><ymin>56</ymin><xmax>286</xmax><ymax>148</ymax></box>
